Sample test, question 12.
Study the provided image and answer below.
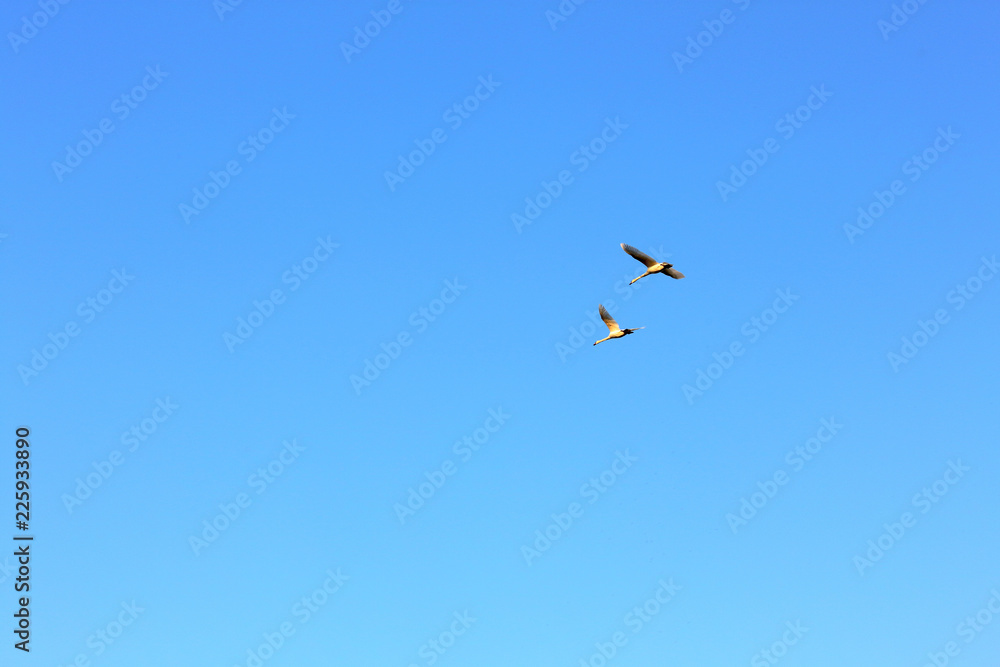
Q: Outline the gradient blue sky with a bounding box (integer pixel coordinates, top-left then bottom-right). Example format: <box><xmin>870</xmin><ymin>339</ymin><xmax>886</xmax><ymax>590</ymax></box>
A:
<box><xmin>3</xmin><ymin>0</ymin><xmax>999</xmax><ymax>665</ymax></box>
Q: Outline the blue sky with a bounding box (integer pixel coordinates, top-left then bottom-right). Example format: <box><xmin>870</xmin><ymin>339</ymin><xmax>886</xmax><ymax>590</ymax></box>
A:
<box><xmin>2</xmin><ymin>0</ymin><xmax>999</xmax><ymax>665</ymax></box>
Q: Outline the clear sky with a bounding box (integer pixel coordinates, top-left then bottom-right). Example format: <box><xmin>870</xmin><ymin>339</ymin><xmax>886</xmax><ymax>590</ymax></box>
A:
<box><xmin>2</xmin><ymin>0</ymin><xmax>999</xmax><ymax>665</ymax></box>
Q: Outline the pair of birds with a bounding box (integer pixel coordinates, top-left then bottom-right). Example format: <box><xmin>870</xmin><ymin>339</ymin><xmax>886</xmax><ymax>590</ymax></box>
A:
<box><xmin>594</xmin><ymin>244</ymin><xmax>685</xmax><ymax>346</ymax></box>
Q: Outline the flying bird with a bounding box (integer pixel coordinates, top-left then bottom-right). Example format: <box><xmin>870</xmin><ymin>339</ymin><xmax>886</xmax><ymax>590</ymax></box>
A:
<box><xmin>621</xmin><ymin>243</ymin><xmax>684</xmax><ymax>284</ymax></box>
<box><xmin>593</xmin><ymin>304</ymin><xmax>644</xmax><ymax>346</ymax></box>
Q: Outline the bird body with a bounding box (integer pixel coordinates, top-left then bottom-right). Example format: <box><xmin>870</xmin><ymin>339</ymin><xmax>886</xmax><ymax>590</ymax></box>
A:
<box><xmin>593</xmin><ymin>304</ymin><xmax>644</xmax><ymax>345</ymax></box>
<box><xmin>621</xmin><ymin>243</ymin><xmax>684</xmax><ymax>284</ymax></box>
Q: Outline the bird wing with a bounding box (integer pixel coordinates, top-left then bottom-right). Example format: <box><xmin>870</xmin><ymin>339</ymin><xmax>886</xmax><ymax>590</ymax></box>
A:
<box><xmin>621</xmin><ymin>243</ymin><xmax>658</xmax><ymax>268</ymax></box>
<box><xmin>599</xmin><ymin>304</ymin><xmax>620</xmax><ymax>332</ymax></box>
<box><xmin>664</xmin><ymin>266</ymin><xmax>685</xmax><ymax>279</ymax></box>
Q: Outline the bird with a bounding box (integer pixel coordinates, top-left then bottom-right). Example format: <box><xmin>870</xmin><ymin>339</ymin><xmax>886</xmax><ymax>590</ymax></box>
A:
<box><xmin>621</xmin><ymin>243</ymin><xmax>684</xmax><ymax>284</ymax></box>
<box><xmin>593</xmin><ymin>304</ymin><xmax>644</xmax><ymax>345</ymax></box>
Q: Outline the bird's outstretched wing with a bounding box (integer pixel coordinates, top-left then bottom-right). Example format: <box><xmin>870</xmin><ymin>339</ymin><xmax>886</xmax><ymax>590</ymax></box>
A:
<box><xmin>599</xmin><ymin>304</ymin><xmax>620</xmax><ymax>332</ymax></box>
<box><xmin>621</xmin><ymin>243</ymin><xmax>658</xmax><ymax>268</ymax></box>
<box><xmin>664</xmin><ymin>266</ymin><xmax>685</xmax><ymax>279</ymax></box>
